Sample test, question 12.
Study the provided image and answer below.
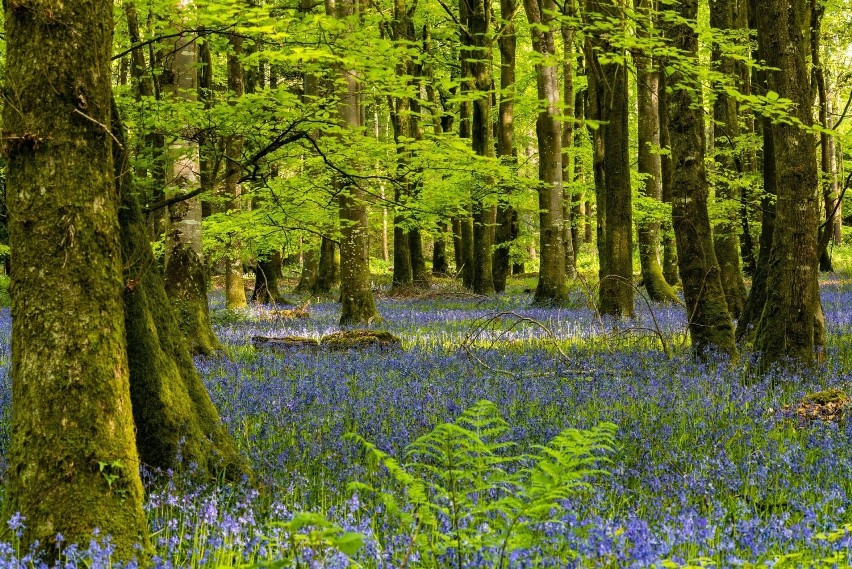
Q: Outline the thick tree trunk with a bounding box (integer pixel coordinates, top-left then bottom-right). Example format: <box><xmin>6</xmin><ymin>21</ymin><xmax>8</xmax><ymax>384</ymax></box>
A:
<box><xmin>710</xmin><ymin>0</ymin><xmax>747</xmax><ymax>318</ymax></box>
<box><xmin>586</xmin><ymin>0</ymin><xmax>634</xmax><ymax>316</ymax></box>
<box><xmin>410</xmin><ymin>229</ymin><xmax>429</xmax><ymax>286</ymax></box>
<box><xmin>527</xmin><ymin>0</ymin><xmax>569</xmax><ymax>305</ymax></box>
<box><xmin>752</xmin><ymin>0</ymin><xmax>822</xmax><ymax>367</ymax></box>
<box><xmin>666</xmin><ymin>0</ymin><xmax>737</xmax><ymax>357</ymax></box>
<box><xmin>3</xmin><ymin>0</ymin><xmax>148</xmax><ymax>555</ymax></box>
<box><xmin>636</xmin><ymin>0</ymin><xmax>680</xmax><ymax>304</ymax></box>
<box><xmin>163</xmin><ymin>32</ymin><xmax>221</xmax><ymax>355</ymax></box>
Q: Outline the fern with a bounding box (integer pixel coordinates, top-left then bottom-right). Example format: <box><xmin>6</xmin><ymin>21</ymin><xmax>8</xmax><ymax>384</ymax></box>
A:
<box><xmin>347</xmin><ymin>400</ymin><xmax>617</xmax><ymax>568</ymax></box>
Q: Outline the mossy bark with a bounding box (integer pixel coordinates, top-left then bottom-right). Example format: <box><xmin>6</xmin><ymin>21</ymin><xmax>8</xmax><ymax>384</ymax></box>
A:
<box><xmin>752</xmin><ymin>0</ymin><xmax>822</xmax><ymax>367</ymax></box>
<box><xmin>561</xmin><ymin>11</ymin><xmax>578</xmax><ymax>278</ymax></box>
<box><xmin>162</xmin><ymin>31</ymin><xmax>221</xmax><ymax>355</ymax></box>
<box><xmin>432</xmin><ymin>224</ymin><xmax>449</xmax><ymax>275</ymax></box>
<box><xmin>658</xmin><ymin>68</ymin><xmax>680</xmax><ymax>287</ymax></box>
<box><xmin>665</xmin><ymin>0</ymin><xmax>737</xmax><ymax>358</ymax></box>
<box><xmin>115</xmin><ymin>115</ymin><xmax>249</xmax><ymax>480</ymax></box>
<box><xmin>3</xmin><ymin>0</ymin><xmax>148</xmax><ymax>556</ymax></box>
<box><xmin>409</xmin><ymin>229</ymin><xmax>430</xmax><ymax>287</ymax></box>
<box><xmin>710</xmin><ymin>0</ymin><xmax>747</xmax><ymax>318</ymax></box>
<box><xmin>336</xmin><ymin>0</ymin><xmax>381</xmax><ymax>325</ymax></box>
<box><xmin>636</xmin><ymin>0</ymin><xmax>680</xmax><ymax>305</ymax></box>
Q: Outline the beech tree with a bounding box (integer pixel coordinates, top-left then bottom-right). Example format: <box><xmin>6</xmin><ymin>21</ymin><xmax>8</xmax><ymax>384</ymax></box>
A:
<box><xmin>3</xmin><ymin>0</ymin><xmax>148</xmax><ymax>555</ymax></box>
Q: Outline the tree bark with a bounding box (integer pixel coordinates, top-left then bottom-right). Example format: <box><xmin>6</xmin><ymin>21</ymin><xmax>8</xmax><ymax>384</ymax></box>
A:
<box><xmin>710</xmin><ymin>0</ymin><xmax>747</xmax><ymax>317</ymax></box>
<box><xmin>336</xmin><ymin>0</ymin><xmax>380</xmax><ymax>325</ymax></box>
<box><xmin>586</xmin><ymin>0</ymin><xmax>634</xmax><ymax>316</ymax></box>
<box><xmin>295</xmin><ymin>242</ymin><xmax>319</xmax><ymax>292</ymax></box>
<box><xmin>658</xmin><ymin>67</ymin><xmax>680</xmax><ymax>286</ymax></box>
<box><xmin>253</xmin><ymin>252</ymin><xmax>285</xmax><ymax>304</ymax></box>
<box><xmin>314</xmin><ymin>235</ymin><xmax>338</xmax><ymax>294</ymax></box>
<box><xmin>493</xmin><ymin>0</ymin><xmax>517</xmax><ymax>293</ymax></box>
<box><xmin>526</xmin><ymin>0</ymin><xmax>569</xmax><ymax>305</ymax></box>
<box><xmin>163</xmin><ymin>29</ymin><xmax>221</xmax><ymax>355</ymax></box>
<box><xmin>752</xmin><ymin>0</ymin><xmax>822</xmax><ymax>367</ymax></box>
<box><xmin>665</xmin><ymin>0</ymin><xmax>738</xmax><ymax>357</ymax></box>
<box><xmin>560</xmin><ymin>1</ymin><xmax>578</xmax><ymax>278</ymax></box>
<box><xmin>224</xmin><ymin>34</ymin><xmax>248</xmax><ymax>310</ymax></box>
<box><xmin>636</xmin><ymin>0</ymin><xmax>680</xmax><ymax>304</ymax></box>
<box><xmin>3</xmin><ymin>0</ymin><xmax>148</xmax><ymax>554</ymax></box>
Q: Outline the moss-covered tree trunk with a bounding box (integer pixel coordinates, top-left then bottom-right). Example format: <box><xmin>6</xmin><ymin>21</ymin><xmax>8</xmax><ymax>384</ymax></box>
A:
<box><xmin>114</xmin><ymin>108</ymin><xmax>249</xmax><ymax>480</ymax></box>
<box><xmin>163</xmin><ymin>32</ymin><xmax>221</xmax><ymax>355</ymax></box>
<box><xmin>586</xmin><ymin>0</ymin><xmax>634</xmax><ymax>317</ymax></box>
<box><xmin>224</xmin><ymin>34</ymin><xmax>248</xmax><ymax>310</ymax></box>
<box><xmin>432</xmin><ymin>224</ymin><xmax>450</xmax><ymax>275</ymax></box>
<box><xmin>636</xmin><ymin>0</ymin><xmax>680</xmax><ymax>304</ymax></box>
<box><xmin>3</xmin><ymin>0</ymin><xmax>148</xmax><ymax>556</ymax></box>
<box><xmin>336</xmin><ymin>0</ymin><xmax>380</xmax><ymax>325</ymax></box>
<box><xmin>666</xmin><ymin>0</ymin><xmax>738</xmax><ymax>357</ymax></box>
<box><xmin>710</xmin><ymin>0</ymin><xmax>747</xmax><ymax>318</ymax></box>
<box><xmin>658</xmin><ymin>66</ymin><xmax>680</xmax><ymax>286</ymax></box>
<box><xmin>752</xmin><ymin>0</ymin><xmax>822</xmax><ymax>367</ymax></box>
<box><xmin>526</xmin><ymin>0</ymin><xmax>569</xmax><ymax>306</ymax></box>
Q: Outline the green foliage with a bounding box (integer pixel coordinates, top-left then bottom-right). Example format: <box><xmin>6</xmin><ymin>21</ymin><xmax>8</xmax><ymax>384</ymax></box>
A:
<box><xmin>346</xmin><ymin>400</ymin><xmax>616</xmax><ymax>567</ymax></box>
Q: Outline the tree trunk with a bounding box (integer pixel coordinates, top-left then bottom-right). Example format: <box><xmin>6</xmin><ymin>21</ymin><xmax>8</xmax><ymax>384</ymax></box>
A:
<box><xmin>665</xmin><ymin>0</ymin><xmax>737</xmax><ymax>357</ymax></box>
<box><xmin>636</xmin><ymin>0</ymin><xmax>680</xmax><ymax>304</ymax></box>
<box><xmin>295</xmin><ymin>242</ymin><xmax>319</xmax><ymax>292</ymax></box>
<box><xmin>527</xmin><ymin>0</ymin><xmax>569</xmax><ymax>305</ymax></box>
<box><xmin>3</xmin><ymin>0</ymin><xmax>148</xmax><ymax>554</ymax></box>
<box><xmin>410</xmin><ymin>229</ymin><xmax>429</xmax><ymax>286</ymax></box>
<box><xmin>710</xmin><ymin>0</ymin><xmax>747</xmax><ymax>317</ymax></box>
<box><xmin>462</xmin><ymin>0</ymin><xmax>496</xmax><ymax>295</ymax></box>
<box><xmin>224</xmin><ymin>35</ymin><xmax>248</xmax><ymax>310</ymax></box>
<box><xmin>560</xmin><ymin>2</ymin><xmax>578</xmax><ymax>278</ymax></box>
<box><xmin>586</xmin><ymin>0</ymin><xmax>634</xmax><ymax>316</ymax></box>
<box><xmin>432</xmin><ymin>223</ymin><xmax>449</xmax><ymax>275</ymax></box>
<box><xmin>314</xmin><ymin>235</ymin><xmax>338</xmax><ymax>294</ymax></box>
<box><xmin>493</xmin><ymin>0</ymin><xmax>517</xmax><ymax>293</ymax></box>
<box><xmin>752</xmin><ymin>0</ymin><xmax>822</xmax><ymax>367</ymax></box>
<box><xmin>163</xmin><ymin>30</ymin><xmax>221</xmax><ymax>355</ymax></box>
<box><xmin>336</xmin><ymin>0</ymin><xmax>380</xmax><ymax>325</ymax></box>
<box><xmin>658</xmin><ymin>63</ymin><xmax>680</xmax><ymax>287</ymax></box>
<box><xmin>253</xmin><ymin>252</ymin><xmax>285</xmax><ymax>304</ymax></box>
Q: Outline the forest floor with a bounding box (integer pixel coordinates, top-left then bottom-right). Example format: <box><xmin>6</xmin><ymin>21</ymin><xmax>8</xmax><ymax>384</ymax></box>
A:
<box><xmin>3</xmin><ymin>264</ymin><xmax>852</xmax><ymax>567</ymax></box>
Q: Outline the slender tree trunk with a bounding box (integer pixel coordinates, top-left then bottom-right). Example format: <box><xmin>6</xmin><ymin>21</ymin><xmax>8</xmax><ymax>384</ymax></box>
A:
<box><xmin>433</xmin><ymin>223</ymin><xmax>449</xmax><ymax>275</ymax></box>
<box><xmin>224</xmin><ymin>35</ymin><xmax>248</xmax><ymax>310</ymax></box>
<box><xmin>163</xmin><ymin>31</ymin><xmax>221</xmax><ymax>355</ymax></box>
<box><xmin>752</xmin><ymin>0</ymin><xmax>822</xmax><ymax>367</ymax></box>
<box><xmin>335</xmin><ymin>0</ymin><xmax>380</xmax><ymax>325</ymax></box>
<box><xmin>253</xmin><ymin>252</ymin><xmax>285</xmax><ymax>304</ymax></box>
<box><xmin>560</xmin><ymin>2</ymin><xmax>578</xmax><ymax>278</ymax></box>
<box><xmin>462</xmin><ymin>0</ymin><xmax>496</xmax><ymax>294</ymax></box>
<box><xmin>527</xmin><ymin>0</ymin><xmax>569</xmax><ymax>305</ymax></box>
<box><xmin>3</xmin><ymin>0</ymin><xmax>148</xmax><ymax>554</ymax></box>
<box><xmin>493</xmin><ymin>0</ymin><xmax>517</xmax><ymax>293</ymax></box>
<box><xmin>710</xmin><ymin>0</ymin><xmax>747</xmax><ymax>317</ymax></box>
<box><xmin>636</xmin><ymin>0</ymin><xmax>680</xmax><ymax>304</ymax></box>
<box><xmin>665</xmin><ymin>0</ymin><xmax>737</xmax><ymax>357</ymax></box>
<box><xmin>586</xmin><ymin>0</ymin><xmax>634</xmax><ymax>316</ymax></box>
<box><xmin>658</xmin><ymin>65</ymin><xmax>680</xmax><ymax>286</ymax></box>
